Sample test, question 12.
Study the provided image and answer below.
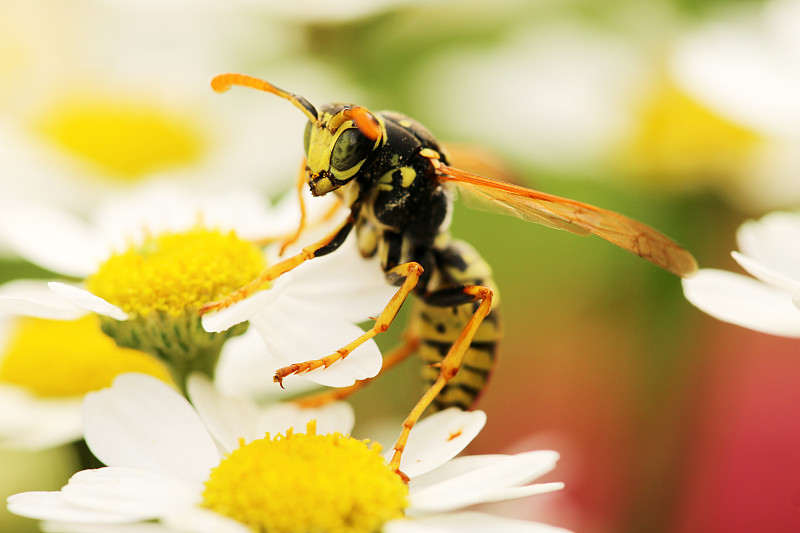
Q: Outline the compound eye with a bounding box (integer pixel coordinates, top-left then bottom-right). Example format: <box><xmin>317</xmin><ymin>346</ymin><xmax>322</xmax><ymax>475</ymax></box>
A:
<box><xmin>303</xmin><ymin>120</ymin><xmax>313</xmax><ymax>155</ymax></box>
<box><xmin>330</xmin><ymin>128</ymin><xmax>372</xmax><ymax>171</ymax></box>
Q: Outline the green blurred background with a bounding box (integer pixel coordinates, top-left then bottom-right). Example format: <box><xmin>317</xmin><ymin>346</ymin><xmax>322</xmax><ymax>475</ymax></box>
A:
<box><xmin>3</xmin><ymin>0</ymin><xmax>800</xmax><ymax>532</ymax></box>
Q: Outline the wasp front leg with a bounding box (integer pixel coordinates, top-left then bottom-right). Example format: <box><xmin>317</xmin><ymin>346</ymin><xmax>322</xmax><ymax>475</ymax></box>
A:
<box><xmin>387</xmin><ymin>284</ymin><xmax>494</xmax><ymax>476</ymax></box>
<box><xmin>273</xmin><ymin>261</ymin><xmax>424</xmax><ymax>386</ymax></box>
<box><xmin>200</xmin><ymin>216</ymin><xmax>354</xmax><ymax>315</ymax></box>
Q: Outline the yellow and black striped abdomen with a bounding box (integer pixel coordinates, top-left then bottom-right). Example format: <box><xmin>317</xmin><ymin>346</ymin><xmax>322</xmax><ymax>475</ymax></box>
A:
<box><xmin>412</xmin><ymin>239</ymin><xmax>501</xmax><ymax>412</ymax></box>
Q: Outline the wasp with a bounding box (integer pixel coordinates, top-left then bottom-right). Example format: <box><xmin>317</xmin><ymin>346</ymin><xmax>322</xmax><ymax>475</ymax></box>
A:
<box><xmin>202</xmin><ymin>73</ymin><xmax>698</xmax><ymax>477</ymax></box>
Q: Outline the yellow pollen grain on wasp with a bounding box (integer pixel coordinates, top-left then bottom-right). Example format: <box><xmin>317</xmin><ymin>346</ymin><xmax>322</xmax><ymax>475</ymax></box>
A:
<box><xmin>35</xmin><ymin>94</ymin><xmax>206</xmax><ymax>181</ymax></box>
<box><xmin>86</xmin><ymin>227</ymin><xmax>266</xmax><ymax>318</ymax></box>
<box><xmin>202</xmin><ymin>421</ymin><xmax>408</xmax><ymax>533</ymax></box>
<box><xmin>0</xmin><ymin>316</ymin><xmax>171</xmax><ymax>397</ymax></box>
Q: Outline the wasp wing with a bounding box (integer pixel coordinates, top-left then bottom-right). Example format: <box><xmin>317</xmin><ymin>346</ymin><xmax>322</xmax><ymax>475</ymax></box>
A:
<box><xmin>436</xmin><ymin>164</ymin><xmax>698</xmax><ymax>278</ymax></box>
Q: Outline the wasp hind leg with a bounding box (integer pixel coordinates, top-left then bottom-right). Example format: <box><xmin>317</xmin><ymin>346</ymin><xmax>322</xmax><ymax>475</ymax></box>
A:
<box><xmin>272</xmin><ymin>261</ymin><xmax>424</xmax><ymax>385</ymax></box>
<box><xmin>388</xmin><ymin>284</ymin><xmax>494</xmax><ymax>477</ymax></box>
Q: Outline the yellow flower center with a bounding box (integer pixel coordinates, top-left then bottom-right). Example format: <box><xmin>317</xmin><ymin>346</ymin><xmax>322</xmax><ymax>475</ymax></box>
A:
<box><xmin>202</xmin><ymin>422</ymin><xmax>408</xmax><ymax>533</ymax></box>
<box><xmin>35</xmin><ymin>94</ymin><xmax>206</xmax><ymax>181</ymax></box>
<box><xmin>87</xmin><ymin>227</ymin><xmax>265</xmax><ymax>318</ymax></box>
<box><xmin>85</xmin><ymin>227</ymin><xmax>266</xmax><ymax>386</ymax></box>
<box><xmin>619</xmin><ymin>80</ymin><xmax>763</xmax><ymax>185</ymax></box>
<box><xmin>0</xmin><ymin>316</ymin><xmax>171</xmax><ymax>397</ymax></box>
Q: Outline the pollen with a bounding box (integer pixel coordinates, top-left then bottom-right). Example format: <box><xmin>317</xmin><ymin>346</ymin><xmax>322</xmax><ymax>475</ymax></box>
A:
<box><xmin>0</xmin><ymin>316</ymin><xmax>171</xmax><ymax>397</ymax></box>
<box><xmin>87</xmin><ymin>227</ymin><xmax>265</xmax><ymax>319</ymax></box>
<box><xmin>35</xmin><ymin>94</ymin><xmax>205</xmax><ymax>180</ymax></box>
<box><xmin>202</xmin><ymin>422</ymin><xmax>408</xmax><ymax>533</ymax></box>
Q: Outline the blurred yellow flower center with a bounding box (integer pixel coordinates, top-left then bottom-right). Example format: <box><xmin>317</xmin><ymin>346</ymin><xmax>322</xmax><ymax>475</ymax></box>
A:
<box><xmin>35</xmin><ymin>95</ymin><xmax>205</xmax><ymax>180</ymax></box>
<box><xmin>202</xmin><ymin>421</ymin><xmax>408</xmax><ymax>533</ymax></box>
<box><xmin>87</xmin><ymin>227</ymin><xmax>266</xmax><ymax>318</ymax></box>
<box><xmin>0</xmin><ymin>316</ymin><xmax>170</xmax><ymax>397</ymax></box>
<box><xmin>620</xmin><ymin>81</ymin><xmax>763</xmax><ymax>184</ymax></box>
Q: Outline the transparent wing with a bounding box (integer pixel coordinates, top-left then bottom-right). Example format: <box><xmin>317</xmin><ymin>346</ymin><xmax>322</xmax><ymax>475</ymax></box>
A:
<box><xmin>437</xmin><ymin>164</ymin><xmax>698</xmax><ymax>278</ymax></box>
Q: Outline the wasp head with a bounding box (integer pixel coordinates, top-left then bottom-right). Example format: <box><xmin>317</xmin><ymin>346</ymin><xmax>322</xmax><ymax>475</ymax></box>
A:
<box><xmin>210</xmin><ymin>73</ymin><xmax>385</xmax><ymax>196</ymax></box>
<box><xmin>303</xmin><ymin>103</ymin><xmax>384</xmax><ymax>196</ymax></box>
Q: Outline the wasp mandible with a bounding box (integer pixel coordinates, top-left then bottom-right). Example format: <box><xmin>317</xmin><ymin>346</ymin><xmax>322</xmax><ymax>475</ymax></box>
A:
<box><xmin>202</xmin><ymin>73</ymin><xmax>698</xmax><ymax>476</ymax></box>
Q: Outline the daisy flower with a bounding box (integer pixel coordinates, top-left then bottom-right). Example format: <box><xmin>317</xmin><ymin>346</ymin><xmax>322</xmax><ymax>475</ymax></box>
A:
<box><xmin>670</xmin><ymin>0</ymin><xmax>800</xmax><ymax>208</ymax></box>
<box><xmin>0</xmin><ymin>0</ymin><xmax>303</xmax><ymax>213</ymax></box>
<box><xmin>413</xmin><ymin>22</ymin><xmax>646</xmax><ymax>174</ymax></box>
<box><xmin>8</xmin><ymin>373</ymin><xmax>568</xmax><ymax>533</ymax></box>
<box><xmin>682</xmin><ymin>210</ymin><xmax>800</xmax><ymax>337</ymax></box>
<box><xmin>0</xmin><ymin>314</ymin><xmax>171</xmax><ymax>449</ymax></box>
<box><xmin>0</xmin><ymin>183</ymin><xmax>395</xmax><ymax>391</ymax></box>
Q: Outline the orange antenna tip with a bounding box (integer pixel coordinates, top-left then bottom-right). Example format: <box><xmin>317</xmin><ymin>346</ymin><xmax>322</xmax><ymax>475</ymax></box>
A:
<box><xmin>210</xmin><ymin>74</ymin><xmax>234</xmax><ymax>93</ymax></box>
<box><xmin>209</xmin><ymin>72</ymin><xmax>319</xmax><ymax>122</ymax></box>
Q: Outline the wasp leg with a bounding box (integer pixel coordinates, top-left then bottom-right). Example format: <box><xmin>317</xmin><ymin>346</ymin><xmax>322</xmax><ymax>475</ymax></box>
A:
<box><xmin>276</xmin><ymin>159</ymin><xmax>310</xmax><ymax>256</ymax></box>
<box><xmin>293</xmin><ymin>334</ymin><xmax>420</xmax><ymax>408</ymax></box>
<box><xmin>199</xmin><ymin>217</ymin><xmax>354</xmax><ymax>314</ymax></box>
<box><xmin>387</xmin><ymin>284</ymin><xmax>494</xmax><ymax>477</ymax></box>
<box><xmin>251</xmin><ymin>200</ymin><xmax>342</xmax><ymax>248</ymax></box>
<box><xmin>273</xmin><ymin>262</ymin><xmax>424</xmax><ymax>385</ymax></box>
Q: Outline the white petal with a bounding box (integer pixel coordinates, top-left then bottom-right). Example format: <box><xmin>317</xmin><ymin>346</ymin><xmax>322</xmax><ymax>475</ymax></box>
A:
<box><xmin>409</xmin><ymin>455</ymin><xmax>506</xmax><ymax>491</ymax></box>
<box><xmin>732</xmin><ymin>251</ymin><xmax>800</xmax><ymax>292</ymax></box>
<box><xmin>201</xmin><ymin>275</ymin><xmax>292</xmax><ymax>333</ymax></box>
<box><xmin>0</xmin><ymin>386</ymin><xmax>37</xmax><ymax>436</ymax></box>
<box><xmin>186</xmin><ymin>374</ymin><xmax>262</xmax><ymax>453</ymax></box>
<box><xmin>42</xmin><ymin>521</ymin><xmax>172</xmax><ymax>533</ymax></box>
<box><xmin>393</xmin><ymin>409</ymin><xmax>486</xmax><ymax>478</ymax></box>
<box><xmin>385</xmin><ymin>512</ymin><xmax>572</xmax><ymax>533</ymax></box>
<box><xmin>682</xmin><ymin>269</ymin><xmax>800</xmax><ymax>337</ymax></box>
<box><xmin>7</xmin><ymin>491</ymin><xmax>133</xmax><ymax>524</ymax></box>
<box><xmin>251</xmin><ymin>303</ymin><xmax>382</xmax><ymax>387</ymax></box>
<box><xmin>409</xmin><ymin>450</ymin><xmax>560</xmax><ymax>513</ymax></box>
<box><xmin>736</xmin><ymin>212</ymin><xmax>800</xmax><ymax>282</ymax></box>
<box><xmin>672</xmin><ymin>23</ymin><xmax>800</xmax><ymax>135</ymax></box>
<box><xmin>0</xmin><ymin>280</ymin><xmax>87</xmax><ymax>319</ymax></box>
<box><xmin>0</xmin><ymin>203</ymin><xmax>100</xmax><ymax>277</ymax></box>
<box><xmin>93</xmin><ymin>184</ymin><xmax>287</xmax><ymax>250</ymax></box>
<box><xmin>61</xmin><ymin>467</ymin><xmax>198</xmax><ymax>520</ymax></box>
<box><xmin>283</xmin><ymin>241</ymin><xmax>396</xmax><ymax>322</ymax></box>
<box><xmin>214</xmin><ymin>330</ymin><xmax>321</xmax><ymax>399</ymax></box>
<box><xmin>48</xmin><ymin>282</ymin><xmax>128</xmax><ymax>321</ymax></box>
<box><xmin>0</xmin><ymin>394</ymin><xmax>84</xmax><ymax>450</ymax></box>
<box><xmin>480</xmin><ymin>482</ymin><xmax>565</xmax><ymax>503</ymax></box>
<box><xmin>162</xmin><ymin>507</ymin><xmax>251</xmax><ymax>533</ymax></box>
<box><xmin>82</xmin><ymin>374</ymin><xmax>220</xmax><ymax>488</ymax></box>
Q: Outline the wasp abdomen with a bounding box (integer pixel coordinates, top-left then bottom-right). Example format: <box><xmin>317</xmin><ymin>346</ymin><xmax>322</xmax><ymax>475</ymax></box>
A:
<box><xmin>413</xmin><ymin>239</ymin><xmax>501</xmax><ymax>411</ymax></box>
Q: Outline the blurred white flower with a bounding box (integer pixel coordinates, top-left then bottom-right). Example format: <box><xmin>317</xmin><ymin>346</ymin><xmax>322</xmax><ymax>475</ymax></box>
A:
<box><xmin>8</xmin><ymin>373</ymin><xmax>568</xmax><ymax>533</ymax></box>
<box><xmin>414</xmin><ymin>23</ymin><xmax>646</xmax><ymax>173</ymax></box>
<box><xmin>0</xmin><ymin>0</ymin><xmax>304</xmax><ymax>214</ymax></box>
<box><xmin>671</xmin><ymin>0</ymin><xmax>800</xmax><ymax>207</ymax></box>
<box><xmin>682</xmin><ymin>210</ymin><xmax>800</xmax><ymax>337</ymax></box>
<box><xmin>0</xmin><ymin>315</ymin><xmax>171</xmax><ymax>450</ymax></box>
